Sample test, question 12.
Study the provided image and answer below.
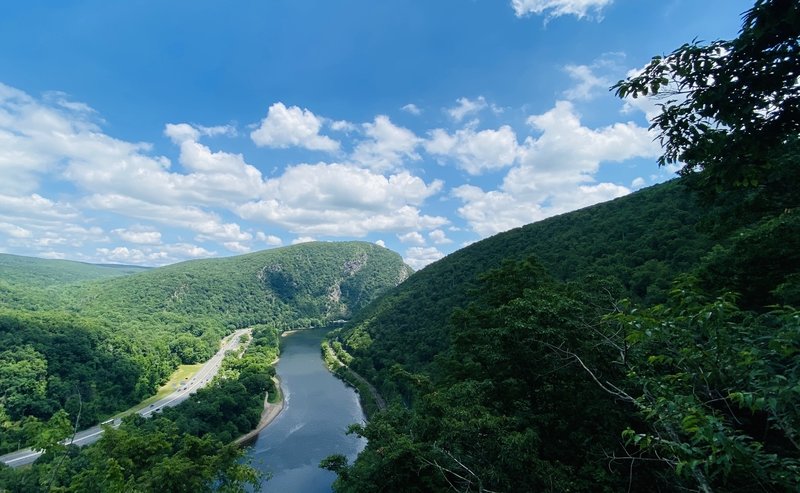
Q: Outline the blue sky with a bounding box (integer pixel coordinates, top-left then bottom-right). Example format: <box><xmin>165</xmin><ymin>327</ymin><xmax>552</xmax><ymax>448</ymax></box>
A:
<box><xmin>0</xmin><ymin>0</ymin><xmax>752</xmax><ymax>268</ymax></box>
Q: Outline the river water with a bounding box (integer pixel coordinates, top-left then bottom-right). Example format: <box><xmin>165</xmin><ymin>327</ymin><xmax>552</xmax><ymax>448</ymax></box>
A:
<box><xmin>246</xmin><ymin>329</ymin><xmax>366</xmax><ymax>492</ymax></box>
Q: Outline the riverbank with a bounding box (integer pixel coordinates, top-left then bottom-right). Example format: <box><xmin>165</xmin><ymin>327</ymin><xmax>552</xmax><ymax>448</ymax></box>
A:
<box><xmin>234</xmin><ymin>376</ymin><xmax>284</xmax><ymax>446</ymax></box>
<box><xmin>281</xmin><ymin>327</ymin><xmax>317</xmax><ymax>337</ymax></box>
<box><xmin>321</xmin><ymin>340</ymin><xmax>386</xmax><ymax>417</ymax></box>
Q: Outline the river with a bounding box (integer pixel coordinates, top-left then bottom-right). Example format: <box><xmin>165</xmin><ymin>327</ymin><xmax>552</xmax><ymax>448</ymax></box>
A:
<box><xmin>246</xmin><ymin>328</ymin><xmax>366</xmax><ymax>492</ymax></box>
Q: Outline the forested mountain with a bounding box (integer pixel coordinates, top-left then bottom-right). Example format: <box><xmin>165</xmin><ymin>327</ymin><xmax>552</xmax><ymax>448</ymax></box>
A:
<box><xmin>334</xmin><ymin>179</ymin><xmax>714</xmax><ymax>393</ymax></box>
<box><xmin>0</xmin><ymin>241</ymin><xmax>409</xmax><ymax>458</ymax></box>
<box><xmin>324</xmin><ymin>2</ymin><xmax>800</xmax><ymax>491</ymax></box>
<box><xmin>69</xmin><ymin>241</ymin><xmax>412</xmax><ymax>333</ymax></box>
<box><xmin>327</xmin><ymin>180</ymin><xmax>798</xmax><ymax>492</ymax></box>
<box><xmin>326</xmin><ymin>182</ymin><xmax>800</xmax><ymax>492</ymax></box>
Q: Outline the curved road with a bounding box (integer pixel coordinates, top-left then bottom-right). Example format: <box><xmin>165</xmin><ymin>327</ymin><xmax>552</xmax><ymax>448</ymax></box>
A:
<box><xmin>0</xmin><ymin>328</ymin><xmax>251</xmax><ymax>468</ymax></box>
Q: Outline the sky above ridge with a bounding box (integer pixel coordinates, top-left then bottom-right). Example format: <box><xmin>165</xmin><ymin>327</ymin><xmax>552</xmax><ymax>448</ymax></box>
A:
<box><xmin>0</xmin><ymin>0</ymin><xmax>753</xmax><ymax>269</ymax></box>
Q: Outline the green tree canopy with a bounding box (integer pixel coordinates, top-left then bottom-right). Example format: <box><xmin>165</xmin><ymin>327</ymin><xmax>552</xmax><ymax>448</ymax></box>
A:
<box><xmin>614</xmin><ymin>0</ymin><xmax>799</xmax><ymax>191</ymax></box>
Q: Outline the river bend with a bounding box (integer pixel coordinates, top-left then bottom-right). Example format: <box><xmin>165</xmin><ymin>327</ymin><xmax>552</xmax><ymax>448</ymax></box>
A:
<box><xmin>247</xmin><ymin>329</ymin><xmax>366</xmax><ymax>492</ymax></box>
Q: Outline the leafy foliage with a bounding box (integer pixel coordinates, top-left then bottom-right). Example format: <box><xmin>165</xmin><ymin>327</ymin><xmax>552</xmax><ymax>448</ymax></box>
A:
<box><xmin>612</xmin><ymin>283</ymin><xmax>800</xmax><ymax>491</ymax></box>
<box><xmin>0</xmin><ymin>309</ymin><xmax>170</xmax><ymax>455</ymax></box>
<box><xmin>328</xmin><ymin>261</ymin><xmax>667</xmax><ymax>492</ymax></box>
<box><xmin>0</xmin><ymin>324</ymin><xmax>279</xmax><ymax>492</ymax></box>
<box><xmin>613</xmin><ymin>0</ymin><xmax>800</xmax><ymax>191</ymax></box>
<box><xmin>330</xmin><ymin>242</ymin><xmax>800</xmax><ymax>491</ymax></box>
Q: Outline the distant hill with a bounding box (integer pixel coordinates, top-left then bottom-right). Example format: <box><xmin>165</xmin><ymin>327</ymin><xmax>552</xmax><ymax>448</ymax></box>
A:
<box><xmin>0</xmin><ymin>254</ymin><xmax>150</xmax><ymax>311</ymax></box>
<box><xmin>69</xmin><ymin>241</ymin><xmax>412</xmax><ymax>331</ymax></box>
<box><xmin>0</xmin><ymin>253</ymin><xmax>149</xmax><ymax>287</ymax></box>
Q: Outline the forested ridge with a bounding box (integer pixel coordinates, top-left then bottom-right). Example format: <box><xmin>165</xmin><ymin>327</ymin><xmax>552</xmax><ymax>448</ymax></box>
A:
<box><xmin>333</xmin><ymin>179</ymin><xmax>714</xmax><ymax>393</ymax></box>
<box><xmin>324</xmin><ymin>2</ymin><xmax>800</xmax><ymax>491</ymax></box>
<box><xmin>0</xmin><ymin>254</ymin><xmax>149</xmax><ymax>289</ymax></box>
<box><xmin>0</xmin><ymin>255</ymin><xmax>150</xmax><ymax>312</ymax></box>
<box><xmin>0</xmin><ymin>241</ymin><xmax>409</xmax><ymax>491</ymax></box>
<box><xmin>69</xmin><ymin>241</ymin><xmax>411</xmax><ymax>332</ymax></box>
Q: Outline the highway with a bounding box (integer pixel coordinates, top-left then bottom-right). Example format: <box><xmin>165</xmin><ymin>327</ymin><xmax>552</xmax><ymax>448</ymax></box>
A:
<box><xmin>0</xmin><ymin>328</ymin><xmax>251</xmax><ymax>468</ymax></box>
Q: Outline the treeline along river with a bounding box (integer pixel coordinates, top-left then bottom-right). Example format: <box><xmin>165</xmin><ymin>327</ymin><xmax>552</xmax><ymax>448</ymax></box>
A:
<box><xmin>246</xmin><ymin>329</ymin><xmax>366</xmax><ymax>492</ymax></box>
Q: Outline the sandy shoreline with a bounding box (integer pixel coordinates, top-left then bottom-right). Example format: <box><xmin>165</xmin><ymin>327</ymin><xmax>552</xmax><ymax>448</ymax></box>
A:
<box><xmin>280</xmin><ymin>328</ymin><xmax>308</xmax><ymax>337</ymax></box>
<box><xmin>234</xmin><ymin>377</ymin><xmax>284</xmax><ymax>446</ymax></box>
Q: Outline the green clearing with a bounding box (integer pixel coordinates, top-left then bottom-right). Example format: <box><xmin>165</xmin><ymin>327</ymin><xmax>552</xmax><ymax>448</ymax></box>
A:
<box><xmin>112</xmin><ymin>364</ymin><xmax>203</xmax><ymax>417</ymax></box>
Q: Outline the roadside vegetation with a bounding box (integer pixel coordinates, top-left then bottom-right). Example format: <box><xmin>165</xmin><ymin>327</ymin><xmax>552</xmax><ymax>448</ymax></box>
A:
<box><xmin>0</xmin><ymin>325</ymin><xmax>278</xmax><ymax>491</ymax></box>
<box><xmin>120</xmin><ymin>363</ymin><xmax>203</xmax><ymax>416</ymax></box>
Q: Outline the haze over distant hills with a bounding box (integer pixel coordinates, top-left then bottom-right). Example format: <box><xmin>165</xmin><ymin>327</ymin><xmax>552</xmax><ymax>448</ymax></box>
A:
<box><xmin>0</xmin><ymin>253</ymin><xmax>149</xmax><ymax>287</ymax></box>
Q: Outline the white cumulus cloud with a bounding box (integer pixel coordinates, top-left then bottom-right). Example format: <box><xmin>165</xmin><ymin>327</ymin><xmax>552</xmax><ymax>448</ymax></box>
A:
<box><xmin>0</xmin><ymin>222</ymin><xmax>32</xmax><ymax>239</ymax></box>
<box><xmin>513</xmin><ymin>100</ymin><xmax>658</xmax><ymax>188</ymax></box>
<box><xmin>563</xmin><ymin>53</ymin><xmax>625</xmax><ymax>101</ymax></box>
<box><xmin>453</xmin><ymin>100</ymin><xmax>657</xmax><ymax>237</ymax></box>
<box><xmin>447</xmin><ymin>96</ymin><xmax>488</xmax><ymax>122</ymax></box>
<box><xmin>256</xmin><ymin>232</ymin><xmax>283</xmax><ymax>246</ymax></box>
<box><xmin>0</xmin><ymin>193</ymin><xmax>79</xmax><ymax>222</ymax></box>
<box><xmin>401</xmin><ymin>103</ymin><xmax>422</xmax><ymax>115</ymax></box>
<box><xmin>350</xmin><ymin>116</ymin><xmax>421</xmax><ymax>172</ymax></box>
<box><xmin>112</xmin><ymin>226</ymin><xmax>162</xmax><ymax>245</ymax></box>
<box><xmin>96</xmin><ymin>246</ymin><xmax>155</xmax><ymax>264</ymax></box>
<box><xmin>511</xmin><ymin>0</ymin><xmax>613</xmax><ymax>20</ymax></box>
<box><xmin>429</xmin><ymin>229</ymin><xmax>452</xmax><ymax>245</ymax></box>
<box><xmin>330</xmin><ymin>120</ymin><xmax>356</xmax><ymax>132</ymax></box>
<box><xmin>563</xmin><ymin>64</ymin><xmax>609</xmax><ymax>100</ymax></box>
<box><xmin>292</xmin><ymin>236</ymin><xmax>316</xmax><ymax>245</ymax></box>
<box><xmin>237</xmin><ymin>162</ymin><xmax>445</xmax><ymax>237</ymax></box>
<box><xmin>223</xmin><ymin>241</ymin><xmax>251</xmax><ymax>253</ymax></box>
<box><xmin>397</xmin><ymin>231</ymin><xmax>426</xmax><ymax>245</ymax></box>
<box><xmin>250</xmin><ymin>102</ymin><xmax>340</xmax><ymax>152</ymax></box>
<box><xmin>84</xmin><ymin>194</ymin><xmax>252</xmax><ymax>243</ymax></box>
<box><xmin>95</xmin><ymin>242</ymin><xmax>215</xmax><ymax>265</ymax></box>
<box><xmin>163</xmin><ymin>122</ymin><xmax>265</xmax><ymax>205</ymax></box>
<box><xmin>404</xmin><ymin>246</ymin><xmax>445</xmax><ymax>270</ymax></box>
<box><xmin>426</xmin><ymin>125</ymin><xmax>519</xmax><ymax>175</ymax></box>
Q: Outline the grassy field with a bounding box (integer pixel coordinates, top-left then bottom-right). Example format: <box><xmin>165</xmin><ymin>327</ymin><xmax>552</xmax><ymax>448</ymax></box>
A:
<box><xmin>113</xmin><ymin>364</ymin><xmax>203</xmax><ymax>417</ymax></box>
